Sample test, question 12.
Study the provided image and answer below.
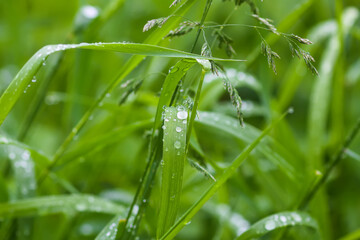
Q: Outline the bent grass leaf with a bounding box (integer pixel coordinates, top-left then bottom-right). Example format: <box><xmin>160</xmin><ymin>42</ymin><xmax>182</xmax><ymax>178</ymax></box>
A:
<box><xmin>157</xmin><ymin>107</ymin><xmax>187</xmax><ymax>238</ymax></box>
<box><xmin>0</xmin><ymin>42</ymin><xmax>243</xmax><ymax>126</ymax></box>
<box><xmin>0</xmin><ymin>195</ymin><xmax>126</xmax><ymax>218</ymax></box>
<box><xmin>236</xmin><ymin>211</ymin><xmax>319</xmax><ymax>240</ymax></box>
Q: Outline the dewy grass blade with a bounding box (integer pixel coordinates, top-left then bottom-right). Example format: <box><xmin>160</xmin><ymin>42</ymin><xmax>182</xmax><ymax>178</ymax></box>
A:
<box><xmin>0</xmin><ymin>42</ymin><xmax>243</xmax><ymax>127</ymax></box>
<box><xmin>95</xmin><ymin>214</ymin><xmax>124</xmax><ymax>240</ymax></box>
<box><xmin>160</xmin><ymin>110</ymin><xmax>292</xmax><ymax>240</ymax></box>
<box><xmin>157</xmin><ymin>106</ymin><xmax>187</xmax><ymax>238</ymax></box>
<box><xmin>236</xmin><ymin>211</ymin><xmax>319</xmax><ymax>240</ymax></box>
<box><xmin>5</xmin><ymin>145</ymin><xmax>37</xmax><ymax>238</ymax></box>
<box><xmin>0</xmin><ymin>135</ymin><xmax>79</xmax><ymax>193</ymax></box>
<box><xmin>195</xmin><ymin>112</ymin><xmax>299</xmax><ymax>181</ymax></box>
<box><xmin>0</xmin><ymin>195</ymin><xmax>127</xmax><ymax>218</ymax></box>
<box><xmin>153</xmin><ymin>59</ymin><xmax>196</xmax><ymax>137</ymax></box>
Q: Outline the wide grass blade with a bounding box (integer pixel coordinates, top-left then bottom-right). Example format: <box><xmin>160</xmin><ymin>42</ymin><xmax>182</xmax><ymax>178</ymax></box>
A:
<box><xmin>236</xmin><ymin>211</ymin><xmax>319</xmax><ymax>240</ymax></box>
<box><xmin>157</xmin><ymin>106</ymin><xmax>188</xmax><ymax>238</ymax></box>
<box><xmin>0</xmin><ymin>194</ymin><xmax>126</xmax><ymax>218</ymax></box>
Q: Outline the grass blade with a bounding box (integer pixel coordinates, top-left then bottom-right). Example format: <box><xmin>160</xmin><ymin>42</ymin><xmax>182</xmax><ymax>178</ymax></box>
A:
<box><xmin>236</xmin><ymin>211</ymin><xmax>319</xmax><ymax>240</ymax></box>
<box><xmin>157</xmin><ymin>106</ymin><xmax>188</xmax><ymax>238</ymax></box>
<box><xmin>0</xmin><ymin>194</ymin><xmax>127</xmax><ymax>218</ymax></box>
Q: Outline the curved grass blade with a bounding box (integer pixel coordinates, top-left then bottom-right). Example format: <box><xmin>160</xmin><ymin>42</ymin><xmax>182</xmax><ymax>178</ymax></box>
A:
<box><xmin>195</xmin><ymin>112</ymin><xmax>299</xmax><ymax>180</ymax></box>
<box><xmin>157</xmin><ymin>106</ymin><xmax>187</xmax><ymax>238</ymax></box>
<box><xmin>0</xmin><ymin>43</ymin><xmax>243</xmax><ymax>126</ymax></box>
<box><xmin>95</xmin><ymin>214</ymin><xmax>124</xmax><ymax>240</ymax></box>
<box><xmin>160</xmin><ymin>110</ymin><xmax>291</xmax><ymax>240</ymax></box>
<box><xmin>236</xmin><ymin>211</ymin><xmax>319</xmax><ymax>240</ymax></box>
<box><xmin>0</xmin><ymin>194</ymin><xmax>126</xmax><ymax>218</ymax></box>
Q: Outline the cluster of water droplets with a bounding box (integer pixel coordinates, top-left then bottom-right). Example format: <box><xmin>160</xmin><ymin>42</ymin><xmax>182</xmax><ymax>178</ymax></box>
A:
<box><xmin>199</xmin><ymin>112</ymin><xmax>240</xmax><ymax>129</ymax></box>
<box><xmin>7</xmin><ymin>146</ymin><xmax>36</xmax><ymax>198</ymax></box>
<box><xmin>23</xmin><ymin>76</ymin><xmax>37</xmax><ymax>93</ymax></box>
<box><xmin>216</xmin><ymin>204</ymin><xmax>250</xmax><ymax>236</ymax></box>
<box><xmin>263</xmin><ymin>212</ymin><xmax>310</xmax><ymax>231</ymax></box>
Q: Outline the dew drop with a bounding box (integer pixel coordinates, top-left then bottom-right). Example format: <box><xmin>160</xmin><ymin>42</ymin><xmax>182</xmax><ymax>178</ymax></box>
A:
<box><xmin>9</xmin><ymin>152</ymin><xmax>16</xmax><ymax>160</ymax></box>
<box><xmin>76</xmin><ymin>204</ymin><xmax>86</xmax><ymax>211</ymax></box>
<box><xmin>265</xmin><ymin>220</ymin><xmax>276</xmax><ymax>231</ymax></box>
<box><xmin>169</xmin><ymin>67</ymin><xmax>179</xmax><ymax>73</ymax></box>
<box><xmin>79</xmin><ymin>224</ymin><xmax>93</xmax><ymax>236</ymax></box>
<box><xmin>176</xmin><ymin>127</ymin><xmax>182</xmax><ymax>132</ymax></box>
<box><xmin>174</xmin><ymin>141</ymin><xmax>181</xmax><ymax>149</ymax></box>
<box><xmin>177</xmin><ymin>111</ymin><xmax>188</xmax><ymax>120</ymax></box>
<box><xmin>81</xmin><ymin>5</ymin><xmax>99</xmax><ymax>19</ymax></box>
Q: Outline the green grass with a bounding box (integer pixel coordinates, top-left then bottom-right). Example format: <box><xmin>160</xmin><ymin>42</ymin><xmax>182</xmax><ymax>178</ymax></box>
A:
<box><xmin>1</xmin><ymin>0</ymin><xmax>360</xmax><ymax>239</ymax></box>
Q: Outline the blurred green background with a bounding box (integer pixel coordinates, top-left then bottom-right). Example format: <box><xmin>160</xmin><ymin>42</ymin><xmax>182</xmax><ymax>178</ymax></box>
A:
<box><xmin>1</xmin><ymin>0</ymin><xmax>360</xmax><ymax>239</ymax></box>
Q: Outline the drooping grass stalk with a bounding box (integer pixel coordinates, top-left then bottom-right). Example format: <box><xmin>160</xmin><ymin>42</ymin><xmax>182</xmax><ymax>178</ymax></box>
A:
<box><xmin>245</xmin><ymin>0</ymin><xmax>315</xmax><ymax>68</ymax></box>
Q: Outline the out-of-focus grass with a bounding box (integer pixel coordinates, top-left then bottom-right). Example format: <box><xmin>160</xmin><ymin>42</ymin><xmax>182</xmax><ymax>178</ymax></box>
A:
<box><xmin>0</xmin><ymin>0</ymin><xmax>360</xmax><ymax>239</ymax></box>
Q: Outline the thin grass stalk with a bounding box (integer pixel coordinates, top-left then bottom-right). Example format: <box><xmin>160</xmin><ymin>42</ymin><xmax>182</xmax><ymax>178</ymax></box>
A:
<box><xmin>299</xmin><ymin>118</ymin><xmax>360</xmax><ymax>210</ymax></box>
